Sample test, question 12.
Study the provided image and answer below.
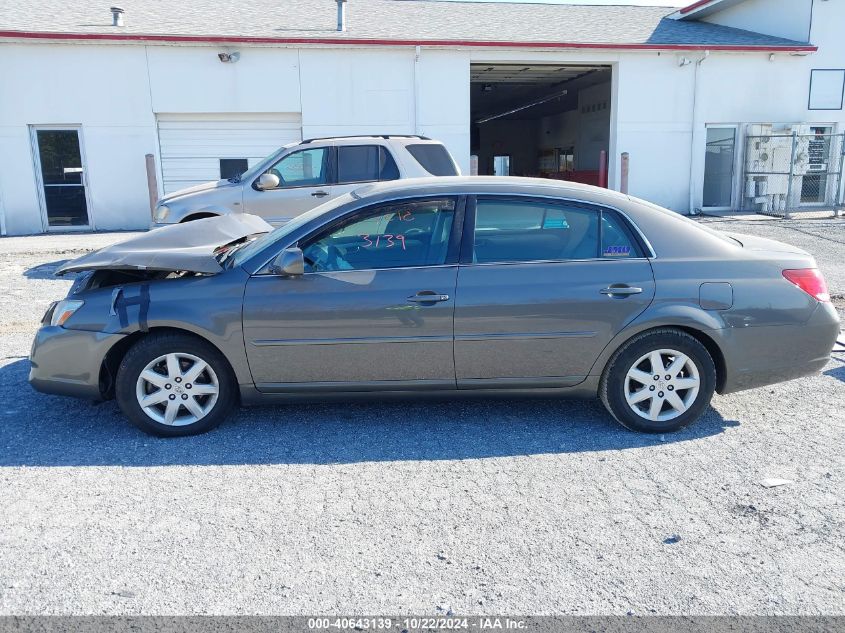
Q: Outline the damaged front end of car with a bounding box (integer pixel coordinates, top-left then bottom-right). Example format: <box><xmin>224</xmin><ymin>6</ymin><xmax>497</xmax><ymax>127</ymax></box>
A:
<box><xmin>56</xmin><ymin>213</ymin><xmax>274</xmax><ymax>281</ymax></box>
<box><xmin>30</xmin><ymin>214</ymin><xmax>273</xmax><ymax>401</ymax></box>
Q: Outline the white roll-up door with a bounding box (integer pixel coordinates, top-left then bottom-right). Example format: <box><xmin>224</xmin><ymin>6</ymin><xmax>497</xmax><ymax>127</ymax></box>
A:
<box><xmin>156</xmin><ymin>113</ymin><xmax>302</xmax><ymax>194</ymax></box>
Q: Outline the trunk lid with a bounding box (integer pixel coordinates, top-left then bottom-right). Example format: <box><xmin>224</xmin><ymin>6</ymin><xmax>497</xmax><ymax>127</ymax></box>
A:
<box><xmin>724</xmin><ymin>231</ymin><xmax>810</xmax><ymax>256</ymax></box>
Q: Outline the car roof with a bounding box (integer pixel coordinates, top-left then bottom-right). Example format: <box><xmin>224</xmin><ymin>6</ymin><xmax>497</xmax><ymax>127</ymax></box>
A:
<box><xmin>300</xmin><ymin>135</ymin><xmax>440</xmax><ymax>146</ymax></box>
<box><xmin>349</xmin><ymin>176</ymin><xmax>632</xmax><ymax>207</ymax></box>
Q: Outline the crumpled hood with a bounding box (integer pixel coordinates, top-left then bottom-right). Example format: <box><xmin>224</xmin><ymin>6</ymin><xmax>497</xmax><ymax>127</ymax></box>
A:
<box><xmin>723</xmin><ymin>231</ymin><xmax>810</xmax><ymax>256</ymax></box>
<box><xmin>56</xmin><ymin>214</ymin><xmax>273</xmax><ymax>275</ymax></box>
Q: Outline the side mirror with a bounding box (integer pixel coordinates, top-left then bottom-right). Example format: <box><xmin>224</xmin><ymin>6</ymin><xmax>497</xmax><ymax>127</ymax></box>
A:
<box><xmin>256</xmin><ymin>173</ymin><xmax>280</xmax><ymax>191</ymax></box>
<box><xmin>269</xmin><ymin>247</ymin><xmax>304</xmax><ymax>277</ymax></box>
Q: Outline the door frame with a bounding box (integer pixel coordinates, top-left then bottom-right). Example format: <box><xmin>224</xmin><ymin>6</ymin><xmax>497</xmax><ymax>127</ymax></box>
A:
<box><xmin>29</xmin><ymin>124</ymin><xmax>95</xmax><ymax>232</ymax></box>
<box><xmin>798</xmin><ymin>125</ymin><xmax>835</xmax><ymax>208</ymax></box>
<box><xmin>701</xmin><ymin>123</ymin><xmax>740</xmax><ymax>212</ymax></box>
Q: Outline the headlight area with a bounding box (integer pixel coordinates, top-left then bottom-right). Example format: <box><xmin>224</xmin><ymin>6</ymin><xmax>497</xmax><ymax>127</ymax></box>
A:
<box><xmin>154</xmin><ymin>204</ymin><xmax>170</xmax><ymax>223</ymax></box>
<box><xmin>45</xmin><ymin>299</ymin><xmax>85</xmax><ymax>327</ymax></box>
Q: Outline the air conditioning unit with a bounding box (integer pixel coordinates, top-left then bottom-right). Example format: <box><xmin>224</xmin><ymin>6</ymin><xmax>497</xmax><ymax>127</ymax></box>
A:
<box><xmin>742</xmin><ymin>123</ymin><xmax>821</xmax><ymax>212</ymax></box>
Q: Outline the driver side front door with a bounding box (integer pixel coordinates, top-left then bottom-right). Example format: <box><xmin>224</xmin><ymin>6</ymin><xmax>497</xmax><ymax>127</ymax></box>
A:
<box><xmin>242</xmin><ymin>145</ymin><xmax>334</xmax><ymax>224</ymax></box>
<box><xmin>242</xmin><ymin>196</ymin><xmax>463</xmax><ymax>392</ymax></box>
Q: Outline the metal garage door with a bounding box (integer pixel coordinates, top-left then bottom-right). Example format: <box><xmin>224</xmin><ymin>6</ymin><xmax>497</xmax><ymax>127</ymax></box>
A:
<box><xmin>156</xmin><ymin>113</ymin><xmax>302</xmax><ymax>194</ymax></box>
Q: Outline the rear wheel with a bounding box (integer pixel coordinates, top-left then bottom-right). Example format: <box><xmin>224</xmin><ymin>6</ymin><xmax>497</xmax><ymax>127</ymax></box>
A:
<box><xmin>600</xmin><ymin>329</ymin><xmax>716</xmax><ymax>433</ymax></box>
<box><xmin>115</xmin><ymin>333</ymin><xmax>236</xmax><ymax>437</ymax></box>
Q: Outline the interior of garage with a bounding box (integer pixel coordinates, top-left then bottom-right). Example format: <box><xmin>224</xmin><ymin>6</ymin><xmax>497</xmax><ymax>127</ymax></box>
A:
<box><xmin>470</xmin><ymin>64</ymin><xmax>613</xmax><ymax>186</ymax></box>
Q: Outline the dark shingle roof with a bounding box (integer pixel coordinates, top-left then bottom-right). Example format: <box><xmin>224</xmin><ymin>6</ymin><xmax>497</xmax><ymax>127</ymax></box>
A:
<box><xmin>0</xmin><ymin>0</ymin><xmax>812</xmax><ymax>49</ymax></box>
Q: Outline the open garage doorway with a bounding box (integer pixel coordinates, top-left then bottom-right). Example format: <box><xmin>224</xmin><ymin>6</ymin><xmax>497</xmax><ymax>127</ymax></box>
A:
<box><xmin>471</xmin><ymin>64</ymin><xmax>612</xmax><ymax>187</ymax></box>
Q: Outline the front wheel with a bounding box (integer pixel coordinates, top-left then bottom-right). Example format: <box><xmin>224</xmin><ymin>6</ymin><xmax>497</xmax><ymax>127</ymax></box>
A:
<box><xmin>600</xmin><ymin>329</ymin><xmax>716</xmax><ymax>433</ymax></box>
<box><xmin>115</xmin><ymin>333</ymin><xmax>237</xmax><ymax>437</ymax></box>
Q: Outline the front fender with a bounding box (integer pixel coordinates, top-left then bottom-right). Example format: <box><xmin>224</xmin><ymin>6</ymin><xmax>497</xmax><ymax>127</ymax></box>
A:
<box><xmin>65</xmin><ymin>268</ymin><xmax>253</xmax><ymax>388</ymax></box>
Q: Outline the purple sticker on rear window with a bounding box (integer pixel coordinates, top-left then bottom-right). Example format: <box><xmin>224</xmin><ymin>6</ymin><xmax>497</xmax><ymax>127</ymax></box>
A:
<box><xmin>603</xmin><ymin>245</ymin><xmax>631</xmax><ymax>257</ymax></box>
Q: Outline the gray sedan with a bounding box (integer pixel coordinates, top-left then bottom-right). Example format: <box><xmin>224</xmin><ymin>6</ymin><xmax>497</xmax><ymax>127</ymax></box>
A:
<box><xmin>29</xmin><ymin>177</ymin><xmax>840</xmax><ymax>436</ymax></box>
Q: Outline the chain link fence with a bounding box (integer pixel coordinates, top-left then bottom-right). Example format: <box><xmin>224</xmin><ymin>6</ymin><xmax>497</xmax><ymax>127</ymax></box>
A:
<box><xmin>740</xmin><ymin>131</ymin><xmax>845</xmax><ymax>218</ymax></box>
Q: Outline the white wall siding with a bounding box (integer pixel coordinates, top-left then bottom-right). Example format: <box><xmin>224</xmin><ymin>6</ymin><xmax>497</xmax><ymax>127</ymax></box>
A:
<box><xmin>701</xmin><ymin>0</ymin><xmax>813</xmax><ymax>43</ymax></box>
<box><xmin>146</xmin><ymin>47</ymin><xmax>302</xmax><ymax>114</ymax></box>
<box><xmin>299</xmin><ymin>49</ymin><xmax>415</xmax><ymax>136</ymax></box>
<box><xmin>1</xmin><ymin>0</ymin><xmax>845</xmax><ymax>236</ymax></box>
<box><xmin>156</xmin><ymin>114</ymin><xmax>302</xmax><ymax>193</ymax></box>
<box><xmin>0</xmin><ymin>44</ymin><xmax>156</xmax><ymax>234</ymax></box>
<box><xmin>614</xmin><ymin>52</ymin><xmax>698</xmax><ymax>212</ymax></box>
<box><xmin>414</xmin><ymin>49</ymin><xmax>472</xmax><ymax>174</ymax></box>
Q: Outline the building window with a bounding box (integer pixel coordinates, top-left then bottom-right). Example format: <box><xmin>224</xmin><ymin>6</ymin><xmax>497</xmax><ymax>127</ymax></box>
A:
<box><xmin>493</xmin><ymin>155</ymin><xmax>510</xmax><ymax>176</ymax></box>
<box><xmin>220</xmin><ymin>158</ymin><xmax>249</xmax><ymax>181</ymax></box>
<box><xmin>809</xmin><ymin>69</ymin><xmax>845</xmax><ymax>110</ymax></box>
<box><xmin>558</xmin><ymin>147</ymin><xmax>575</xmax><ymax>173</ymax></box>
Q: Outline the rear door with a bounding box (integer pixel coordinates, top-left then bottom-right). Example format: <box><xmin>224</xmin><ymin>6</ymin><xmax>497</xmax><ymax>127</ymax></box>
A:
<box><xmin>454</xmin><ymin>196</ymin><xmax>655</xmax><ymax>388</ymax></box>
<box><xmin>242</xmin><ymin>196</ymin><xmax>463</xmax><ymax>392</ymax></box>
<box><xmin>330</xmin><ymin>144</ymin><xmax>402</xmax><ymax>198</ymax></box>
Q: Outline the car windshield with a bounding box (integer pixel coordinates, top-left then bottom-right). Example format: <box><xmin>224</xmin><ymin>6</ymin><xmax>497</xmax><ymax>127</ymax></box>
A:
<box><xmin>226</xmin><ymin>142</ymin><xmax>299</xmax><ymax>184</ymax></box>
<box><xmin>227</xmin><ymin>193</ymin><xmax>359</xmax><ymax>268</ymax></box>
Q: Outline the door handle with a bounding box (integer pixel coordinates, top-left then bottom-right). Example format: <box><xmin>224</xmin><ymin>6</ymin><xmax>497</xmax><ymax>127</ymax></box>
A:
<box><xmin>407</xmin><ymin>292</ymin><xmax>450</xmax><ymax>303</ymax></box>
<box><xmin>311</xmin><ymin>191</ymin><xmax>329</xmax><ymax>198</ymax></box>
<box><xmin>600</xmin><ymin>285</ymin><xmax>643</xmax><ymax>297</ymax></box>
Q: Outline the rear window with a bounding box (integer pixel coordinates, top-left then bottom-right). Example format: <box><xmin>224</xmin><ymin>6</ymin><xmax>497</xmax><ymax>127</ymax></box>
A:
<box><xmin>473</xmin><ymin>199</ymin><xmax>600</xmax><ymax>263</ymax></box>
<box><xmin>473</xmin><ymin>199</ymin><xmax>645</xmax><ymax>263</ymax></box>
<box><xmin>600</xmin><ymin>212</ymin><xmax>643</xmax><ymax>259</ymax></box>
<box><xmin>405</xmin><ymin>144</ymin><xmax>459</xmax><ymax>176</ymax></box>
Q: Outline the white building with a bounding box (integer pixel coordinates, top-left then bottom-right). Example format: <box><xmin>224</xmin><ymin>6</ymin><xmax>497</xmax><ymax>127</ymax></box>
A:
<box><xmin>0</xmin><ymin>0</ymin><xmax>843</xmax><ymax>235</ymax></box>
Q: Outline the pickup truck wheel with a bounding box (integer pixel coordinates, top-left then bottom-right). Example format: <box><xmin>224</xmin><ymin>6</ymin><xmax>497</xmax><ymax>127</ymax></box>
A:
<box><xmin>600</xmin><ymin>329</ymin><xmax>716</xmax><ymax>433</ymax></box>
<box><xmin>115</xmin><ymin>333</ymin><xmax>236</xmax><ymax>437</ymax></box>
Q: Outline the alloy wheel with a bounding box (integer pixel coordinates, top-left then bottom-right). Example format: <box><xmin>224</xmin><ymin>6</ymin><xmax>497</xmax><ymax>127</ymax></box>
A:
<box><xmin>624</xmin><ymin>349</ymin><xmax>700</xmax><ymax>423</ymax></box>
<box><xmin>135</xmin><ymin>353</ymin><xmax>219</xmax><ymax>426</ymax></box>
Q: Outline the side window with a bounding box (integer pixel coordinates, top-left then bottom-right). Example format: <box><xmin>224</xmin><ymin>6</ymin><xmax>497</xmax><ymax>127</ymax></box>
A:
<box><xmin>473</xmin><ymin>199</ymin><xmax>599</xmax><ymax>263</ymax></box>
<box><xmin>600</xmin><ymin>211</ymin><xmax>643</xmax><ymax>259</ymax></box>
<box><xmin>301</xmin><ymin>198</ymin><xmax>456</xmax><ymax>272</ymax></box>
<box><xmin>337</xmin><ymin>145</ymin><xmax>400</xmax><ymax>184</ymax></box>
<box><xmin>266</xmin><ymin>148</ymin><xmax>329</xmax><ymax>188</ymax></box>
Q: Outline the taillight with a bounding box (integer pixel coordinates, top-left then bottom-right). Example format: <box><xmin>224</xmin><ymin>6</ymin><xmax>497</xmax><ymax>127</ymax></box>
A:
<box><xmin>782</xmin><ymin>268</ymin><xmax>830</xmax><ymax>302</ymax></box>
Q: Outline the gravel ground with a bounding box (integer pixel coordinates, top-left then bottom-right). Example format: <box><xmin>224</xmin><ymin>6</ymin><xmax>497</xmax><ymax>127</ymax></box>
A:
<box><xmin>0</xmin><ymin>218</ymin><xmax>843</xmax><ymax>616</ymax></box>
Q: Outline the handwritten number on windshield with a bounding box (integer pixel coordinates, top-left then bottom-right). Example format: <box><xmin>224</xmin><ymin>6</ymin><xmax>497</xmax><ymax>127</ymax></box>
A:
<box><xmin>360</xmin><ymin>234</ymin><xmax>406</xmax><ymax>250</ymax></box>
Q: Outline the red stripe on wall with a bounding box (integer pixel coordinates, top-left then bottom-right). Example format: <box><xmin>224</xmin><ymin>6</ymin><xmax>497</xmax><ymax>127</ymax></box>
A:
<box><xmin>0</xmin><ymin>30</ymin><xmax>819</xmax><ymax>53</ymax></box>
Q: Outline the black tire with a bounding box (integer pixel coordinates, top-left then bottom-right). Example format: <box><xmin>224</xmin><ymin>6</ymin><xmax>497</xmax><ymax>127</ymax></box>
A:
<box><xmin>115</xmin><ymin>332</ymin><xmax>237</xmax><ymax>437</ymax></box>
<box><xmin>600</xmin><ymin>328</ymin><xmax>716</xmax><ymax>433</ymax></box>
